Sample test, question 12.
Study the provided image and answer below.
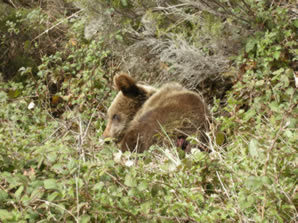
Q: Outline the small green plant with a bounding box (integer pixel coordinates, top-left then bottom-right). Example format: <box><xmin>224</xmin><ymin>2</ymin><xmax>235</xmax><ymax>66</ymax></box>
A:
<box><xmin>214</xmin><ymin>3</ymin><xmax>297</xmax><ymax>222</ymax></box>
<box><xmin>0</xmin><ymin>1</ymin><xmax>297</xmax><ymax>222</ymax></box>
<box><xmin>36</xmin><ymin>39</ymin><xmax>111</xmax><ymax>118</ymax></box>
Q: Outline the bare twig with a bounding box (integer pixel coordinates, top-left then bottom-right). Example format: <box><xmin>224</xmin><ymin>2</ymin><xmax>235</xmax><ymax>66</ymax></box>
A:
<box><xmin>37</xmin><ymin>199</ymin><xmax>79</xmax><ymax>222</ymax></box>
<box><xmin>216</xmin><ymin>171</ymin><xmax>230</xmax><ymax>198</ymax></box>
<box><xmin>32</xmin><ymin>9</ymin><xmax>83</xmax><ymax>42</ymax></box>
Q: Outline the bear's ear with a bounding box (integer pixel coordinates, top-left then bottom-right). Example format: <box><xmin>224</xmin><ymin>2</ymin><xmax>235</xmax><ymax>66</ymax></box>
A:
<box><xmin>113</xmin><ymin>73</ymin><xmax>144</xmax><ymax>98</ymax></box>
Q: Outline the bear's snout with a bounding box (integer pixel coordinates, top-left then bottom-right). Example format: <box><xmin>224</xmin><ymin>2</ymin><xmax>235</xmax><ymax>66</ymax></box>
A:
<box><xmin>102</xmin><ymin>127</ymin><xmax>110</xmax><ymax>138</ymax></box>
<box><xmin>102</xmin><ymin>127</ymin><xmax>112</xmax><ymax>145</ymax></box>
<box><xmin>102</xmin><ymin>123</ymin><xmax>121</xmax><ymax>144</ymax></box>
<box><xmin>102</xmin><ymin>123</ymin><xmax>114</xmax><ymax>140</ymax></box>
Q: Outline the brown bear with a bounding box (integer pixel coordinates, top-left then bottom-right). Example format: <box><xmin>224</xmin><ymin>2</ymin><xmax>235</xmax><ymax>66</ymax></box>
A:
<box><xmin>103</xmin><ymin>73</ymin><xmax>209</xmax><ymax>152</ymax></box>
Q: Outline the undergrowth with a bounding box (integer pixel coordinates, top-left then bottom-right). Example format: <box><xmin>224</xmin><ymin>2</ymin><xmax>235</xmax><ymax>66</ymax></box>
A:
<box><xmin>0</xmin><ymin>1</ymin><xmax>297</xmax><ymax>222</ymax></box>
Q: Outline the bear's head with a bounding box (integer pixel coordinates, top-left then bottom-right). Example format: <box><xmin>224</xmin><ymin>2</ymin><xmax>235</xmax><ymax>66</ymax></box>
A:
<box><xmin>103</xmin><ymin>73</ymin><xmax>156</xmax><ymax>143</ymax></box>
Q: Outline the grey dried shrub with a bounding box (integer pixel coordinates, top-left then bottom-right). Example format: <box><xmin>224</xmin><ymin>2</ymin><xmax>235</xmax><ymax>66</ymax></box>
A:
<box><xmin>78</xmin><ymin>0</ymin><xmax>247</xmax><ymax>96</ymax></box>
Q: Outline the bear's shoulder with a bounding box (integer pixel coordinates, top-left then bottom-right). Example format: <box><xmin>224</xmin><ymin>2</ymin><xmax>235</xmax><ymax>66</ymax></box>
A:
<box><xmin>142</xmin><ymin>82</ymin><xmax>202</xmax><ymax>109</ymax></box>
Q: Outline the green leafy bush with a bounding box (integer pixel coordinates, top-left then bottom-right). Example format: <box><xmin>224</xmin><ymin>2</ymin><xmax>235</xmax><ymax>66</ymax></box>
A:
<box><xmin>0</xmin><ymin>1</ymin><xmax>297</xmax><ymax>222</ymax></box>
<box><xmin>214</xmin><ymin>3</ymin><xmax>297</xmax><ymax>222</ymax></box>
<box><xmin>0</xmin><ymin>0</ymin><xmax>77</xmax><ymax>80</ymax></box>
<box><xmin>36</xmin><ymin>39</ymin><xmax>111</xmax><ymax>118</ymax></box>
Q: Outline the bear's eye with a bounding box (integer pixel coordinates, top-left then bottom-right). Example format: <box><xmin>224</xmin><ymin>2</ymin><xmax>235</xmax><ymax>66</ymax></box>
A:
<box><xmin>112</xmin><ymin>114</ymin><xmax>120</xmax><ymax>122</ymax></box>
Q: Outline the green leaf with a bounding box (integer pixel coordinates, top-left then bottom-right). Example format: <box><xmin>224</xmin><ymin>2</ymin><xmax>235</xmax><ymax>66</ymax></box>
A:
<box><xmin>24</xmin><ymin>40</ymin><xmax>31</xmax><ymax>52</ymax></box>
<box><xmin>287</xmin><ymin>118</ymin><xmax>296</xmax><ymax>128</ymax></box>
<box><xmin>151</xmin><ymin>184</ymin><xmax>161</xmax><ymax>197</ymax></box>
<box><xmin>21</xmin><ymin>194</ymin><xmax>30</xmax><ymax>205</ymax></box>
<box><xmin>30</xmin><ymin>187</ymin><xmax>44</xmax><ymax>201</ymax></box>
<box><xmin>249</xmin><ymin>139</ymin><xmax>258</xmax><ymax>158</ymax></box>
<box><xmin>54</xmin><ymin>204</ymin><xmax>65</xmax><ymax>215</ymax></box>
<box><xmin>44</xmin><ymin>179</ymin><xmax>58</xmax><ymax>190</ymax></box>
<box><xmin>115</xmin><ymin>34</ymin><xmax>123</xmax><ymax>42</ymax></box>
<box><xmin>245</xmin><ymin>176</ymin><xmax>263</xmax><ymax>190</ymax></box>
<box><xmin>124</xmin><ymin>174</ymin><xmax>137</xmax><ymax>187</ymax></box>
<box><xmin>272</xmin><ymin>68</ymin><xmax>284</xmax><ymax>77</ymax></box>
<box><xmin>255</xmin><ymin>80</ymin><xmax>264</xmax><ymax>87</ymax></box>
<box><xmin>0</xmin><ymin>190</ymin><xmax>8</xmax><ymax>201</ymax></box>
<box><xmin>120</xmin><ymin>0</ymin><xmax>128</xmax><ymax>7</ymax></box>
<box><xmin>0</xmin><ymin>209</ymin><xmax>12</xmax><ymax>221</ymax></box>
<box><xmin>269</xmin><ymin>101</ymin><xmax>280</xmax><ymax>112</ymax></box>
<box><xmin>293</xmin><ymin>19</ymin><xmax>298</xmax><ymax>28</ymax></box>
<box><xmin>246</xmin><ymin>39</ymin><xmax>256</xmax><ymax>53</ymax></box>
<box><xmin>244</xmin><ymin>109</ymin><xmax>256</xmax><ymax>121</ymax></box>
<box><xmin>93</xmin><ymin>182</ymin><xmax>104</xmax><ymax>192</ymax></box>
<box><xmin>261</xmin><ymin>176</ymin><xmax>272</xmax><ymax>185</ymax></box>
<box><xmin>273</xmin><ymin>51</ymin><xmax>281</xmax><ymax>60</ymax></box>
<box><xmin>285</xmin><ymin>87</ymin><xmax>294</xmax><ymax>96</ymax></box>
<box><xmin>15</xmin><ymin>185</ymin><xmax>24</xmax><ymax>200</ymax></box>
<box><xmin>137</xmin><ymin>181</ymin><xmax>148</xmax><ymax>191</ymax></box>
<box><xmin>80</xmin><ymin>215</ymin><xmax>91</xmax><ymax>223</ymax></box>
<box><xmin>8</xmin><ymin>89</ymin><xmax>21</xmax><ymax>99</ymax></box>
<box><xmin>140</xmin><ymin>201</ymin><xmax>151</xmax><ymax>214</ymax></box>
<box><xmin>47</xmin><ymin>191</ymin><xmax>60</xmax><ymax>201</ymax></box>
<box><xmin>280</xmin><ymin>75</ymin><xmax>289</xmax><ymax>87</ymax></box>
<box><xmin>284</xmin><ymin>129</ymin><xmax>293</xmax><ymax>138</ymax></box>
<box><xmin>215</xmin><ymin>132</ymin><xmax>225</xmax><ymax>146</ymax></box>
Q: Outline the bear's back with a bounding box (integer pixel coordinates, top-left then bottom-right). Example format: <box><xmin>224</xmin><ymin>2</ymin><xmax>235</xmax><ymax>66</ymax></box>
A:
<box><xmin>120</xmin><ymin>83</ymin><xmax>208</xmax><ymax>152</ymax></box>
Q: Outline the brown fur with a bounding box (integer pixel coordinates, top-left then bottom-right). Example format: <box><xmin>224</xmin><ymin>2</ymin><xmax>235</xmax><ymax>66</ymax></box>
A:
<box><xmin>103</xmin><ymin>73</ymin><xmax>156</xmax><ymax>142</ymax></box>
<box><xmin>103</xmin><ymin>73</ymin><xmax>208</xmax><ymax>152</ymax></box>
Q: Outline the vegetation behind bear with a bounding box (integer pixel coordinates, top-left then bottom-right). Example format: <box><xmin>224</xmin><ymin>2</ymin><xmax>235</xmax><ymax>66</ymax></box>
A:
<box><xmin>0</xmin><ymin>1</ymin><xmax>296</xmax><ymax>222</ymax></box>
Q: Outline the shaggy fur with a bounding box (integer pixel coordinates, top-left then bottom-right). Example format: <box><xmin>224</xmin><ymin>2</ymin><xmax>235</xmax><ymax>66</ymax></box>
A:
<box><xmin>103</xmin><ymin>74</ymin><xmax>156</xmax><ymax>142</ymax></box>
<box><xmin>103</xmin><ymin>73</ymin><xmax>208</xmax><ymax>152</ymax></box>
